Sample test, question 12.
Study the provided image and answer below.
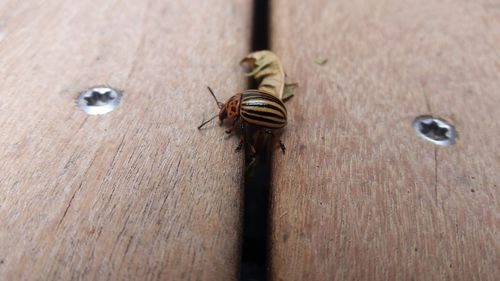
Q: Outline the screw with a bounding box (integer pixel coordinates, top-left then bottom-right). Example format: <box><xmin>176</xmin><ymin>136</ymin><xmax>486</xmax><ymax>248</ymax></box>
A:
<box><xmin>413</xmin><ymin>116</ymin><xmax>456</xmax><ymax>146</ymax></box>
<box><xmin>77</xmin><ymin>86</ymin><xmax>122</xmax><ymax>115</ymax></box>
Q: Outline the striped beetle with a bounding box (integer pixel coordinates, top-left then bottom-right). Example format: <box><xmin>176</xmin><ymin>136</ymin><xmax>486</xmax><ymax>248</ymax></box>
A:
<box><xmin>198</xmin><ymin>87</ymin><xmax>286</xmax><ymax>154</ymax></box>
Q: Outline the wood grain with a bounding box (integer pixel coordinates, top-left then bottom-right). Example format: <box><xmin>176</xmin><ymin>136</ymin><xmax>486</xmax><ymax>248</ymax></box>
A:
<box><xmin>270</xmin><ymin>0</ymin><xmax>500</xmax><ymax>280</ymax></box>
<box><xmin>0</xmin><ymin>1</ymin><xmax>251</xmax><ymax>280</ymax></box>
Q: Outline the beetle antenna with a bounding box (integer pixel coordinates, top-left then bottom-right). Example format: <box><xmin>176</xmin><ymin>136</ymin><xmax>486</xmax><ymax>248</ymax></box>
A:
<box><xmin>197</xmin><ymin>114</ymin><xmax>219</xmax><ymax>130</ymax></box>
<box><xmin>207</xmin><ymin>86</ymin><xmax>224</xmax><ymax>109</ymax></box>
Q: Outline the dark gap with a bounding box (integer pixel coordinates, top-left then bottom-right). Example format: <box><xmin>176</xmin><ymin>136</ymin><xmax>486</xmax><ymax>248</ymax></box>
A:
<box><xmin>251</xmin><ymin>0</ymin><xmax>270</xmax><ymax>53</ymax></box>
<box><xmin>239</xmin><ymin>0</ymin><xmax>271</xmax><ymax>281</ymax></box>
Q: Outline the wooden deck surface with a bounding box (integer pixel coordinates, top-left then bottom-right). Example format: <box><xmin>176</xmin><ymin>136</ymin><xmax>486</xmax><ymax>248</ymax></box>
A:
<box><xmin>0</xmin><ymin>1</ymin><xmax>251</xmax><ymax>280</ymax></box>
<box><xmin>0</xmin><ymin>0</ymin><xmax>499</xmax><ymax>280</ymax></box>
<box><xmin>270</xmin><ymin>0</ymin><xmax>500</xmax><ymax>280</ymax></box>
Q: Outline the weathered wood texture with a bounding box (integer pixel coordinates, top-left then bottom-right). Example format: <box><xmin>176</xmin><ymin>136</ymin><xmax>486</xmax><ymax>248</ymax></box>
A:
<box><xmin>271</xmin><ymin>0</ymin><xmax>500</xmax><ymax>280</ymax></box>
<box><xmin>0</xmin><ymin>1</ymin><xmax>251</xmax><ymax>280</ymax></box>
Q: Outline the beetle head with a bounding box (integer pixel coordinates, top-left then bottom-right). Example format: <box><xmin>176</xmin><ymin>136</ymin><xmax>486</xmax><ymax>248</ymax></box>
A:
<box><xmin>218</xmin><ymin>105</ymin><xmax>228</xmax><ymax>122</ymax></box>
<box><xmin>220</xmin><ymin>95</ymin><xmax>240</xmax><ymax>123</ymax></box>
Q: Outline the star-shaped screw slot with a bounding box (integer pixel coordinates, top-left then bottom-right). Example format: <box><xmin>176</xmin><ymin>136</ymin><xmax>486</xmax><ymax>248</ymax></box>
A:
<box><xmin>77</xmin><ymin>86</ymin><xmax>121</xmax><ymax>115</ymax></box>
<box><xmin>419</xmin><ymin>120</ymin><xmax>450</xmax><ymax>141</ymax></box>
<box><xmin>83</xmin><ymin>90</ymin><xmax>115</xmax><ymax>106</ymax></box>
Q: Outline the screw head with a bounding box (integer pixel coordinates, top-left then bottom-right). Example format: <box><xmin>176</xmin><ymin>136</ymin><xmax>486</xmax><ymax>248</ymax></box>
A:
<box><xmin>77</xmin><ymin>86</ymin><xmax>122</xmax><ymax>115</ymax></box>
<box><xmin>413</xmin><ymin>116</ymin><xmax>456</xmax><ymax>146</ymax></box>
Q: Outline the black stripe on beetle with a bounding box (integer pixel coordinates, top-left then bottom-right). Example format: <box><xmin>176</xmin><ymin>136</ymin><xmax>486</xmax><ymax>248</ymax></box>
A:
<box><xmin>241</xmin><ymin>101</ymin><xmax>287</xmax><ymax>116</ymax></box>
<box><xmin>241</xmin><ymin>110</ymin><xmax>286</xmax><ymax>124</ymax></box>
<box><xmin>242</xmin><ymin>108</ymin><xmax>285</xmax><ymax>119</ymax></box>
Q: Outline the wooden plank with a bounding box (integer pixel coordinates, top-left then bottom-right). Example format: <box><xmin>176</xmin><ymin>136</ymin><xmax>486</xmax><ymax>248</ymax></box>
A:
<box><xmin>0</xmin><ymin>1</ymin><xmax>251</xmax><ymax>280</ymax></box>
<box><xmin>270</xmin><ymin>0</ymin><xmax>500</xmax><ymax>280</ymax></box>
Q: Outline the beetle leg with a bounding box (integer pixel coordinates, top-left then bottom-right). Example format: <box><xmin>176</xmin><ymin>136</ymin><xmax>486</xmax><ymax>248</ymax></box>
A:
<box><xmin>264</xmin><ymin>129</ymin><xmax>285</xmax><ymax>154</ymax></box>
<box><xmin>247</xmin><ymin>141</ymin><xmax>257</xmax><ymax>156</ymax></box>
<box><xmin>235</xmin><ymin>135</ymin><xmax>244</xmax><ymax>152</ymax></box>
<box><xmin>235</xmin><ymin>135</ymin><xmax>257</xmax><ymax>155</ymax></box>
<box><xmin>225</xmin><ymin>118</ymin><xmax>238</xmax><ymax>134</ymax></box>
<box><xmin>246</xmin><ymin>157</ymin><xmax>256</xmax><ymax>170</ymax></box>
<box><xmin>235</xmin><ymin>136</ymin><xmax>256</xmax><ymax>155</ymax></box>
<box><xmin>235</xmin><ymin>123</ymin><xmax>257</xmax><ymax>156</ymax></box>
<box><xmin>245</xmin><ymin>126</ymin><xmax>257</xmax><ymax>157</ymax></box>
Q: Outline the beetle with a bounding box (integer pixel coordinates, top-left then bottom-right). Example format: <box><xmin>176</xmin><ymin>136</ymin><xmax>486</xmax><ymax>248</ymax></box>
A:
<box><xmin>198</xmin><ymin>86</ymin><xmax>287</xmax><ymax>154</ymax></box>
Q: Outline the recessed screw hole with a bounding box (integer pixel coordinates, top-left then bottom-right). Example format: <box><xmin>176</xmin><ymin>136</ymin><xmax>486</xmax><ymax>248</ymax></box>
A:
<box><xmin>77</xmin><ymin>86</ymin><xmax>122</xmax><ymax>115</ymax></box>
